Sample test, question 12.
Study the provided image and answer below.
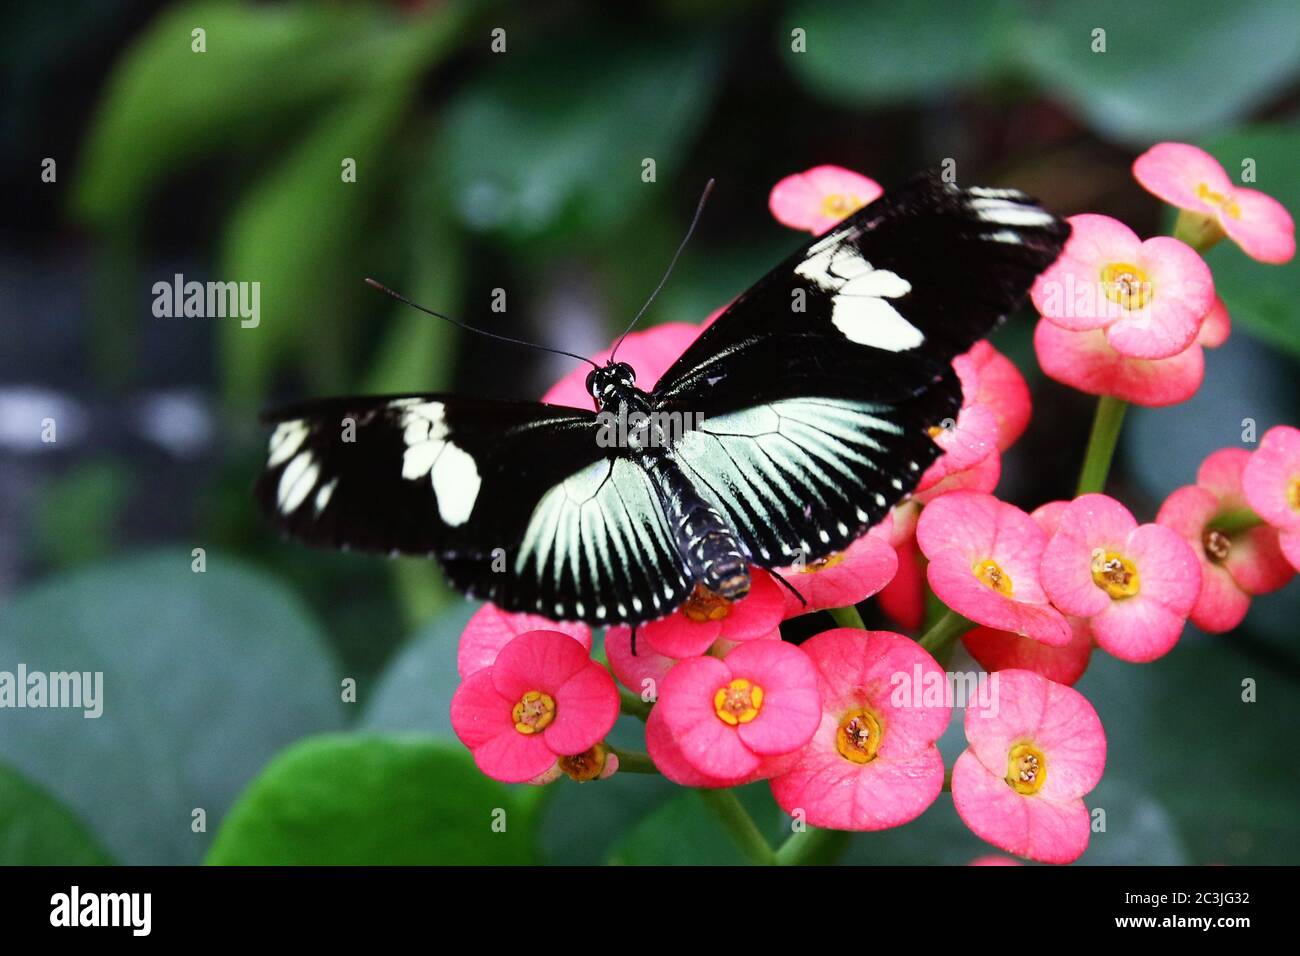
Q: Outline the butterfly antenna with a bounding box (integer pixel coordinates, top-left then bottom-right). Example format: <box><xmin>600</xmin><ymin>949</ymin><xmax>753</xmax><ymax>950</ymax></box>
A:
<box><xmin>364</xmin><ymin>278</ymin><xmax>600</xmax><ymax>370</ymax></box>
<box><xmin>610</xmin><ymin>178</ymin><xmax>715</xmax><ymax>361</ymax></box>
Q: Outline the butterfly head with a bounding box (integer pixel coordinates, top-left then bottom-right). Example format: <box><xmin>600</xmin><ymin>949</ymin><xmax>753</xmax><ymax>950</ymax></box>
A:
<box><xmin>586</xmin><ymin>361</ymin><xmax>637</xmax><ymax>408</ymax></box>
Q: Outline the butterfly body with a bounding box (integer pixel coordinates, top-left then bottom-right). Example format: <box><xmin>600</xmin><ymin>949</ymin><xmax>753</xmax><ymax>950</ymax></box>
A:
<box><xmin>256</xmin><ymin>171</ymin><xmax>1069</xmax><ymax>628</ymax></box>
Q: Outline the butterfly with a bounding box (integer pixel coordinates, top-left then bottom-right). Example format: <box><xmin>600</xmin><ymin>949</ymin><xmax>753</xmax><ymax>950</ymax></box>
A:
<box><xmin>256</xmin><ymin>170</ymin><xmax>1068</xmax><ymax>628</ymax></box>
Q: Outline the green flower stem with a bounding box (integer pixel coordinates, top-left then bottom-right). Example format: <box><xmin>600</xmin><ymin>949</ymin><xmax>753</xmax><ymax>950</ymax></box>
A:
<box><xmin>776</xmin><ymin>825</ymin><xmax>852</xmax><ymax>866</ymax></box>
<box><xmin>828</xmin><ymin>604</ymin><xmax>867</xmax><ymax>629</ymax></box>
<box><xmin>917</xmin><ymin>609</ymin><xmax>971</xmax><ymax>658</ymax></box>
<box><xmin>1075</xmin><ymin>395</ymin><xmax>1129</xmax><ymax>496</ymax></box>
<box><xmin>606</xmin><ymin>746</ymin><xmax>659</xmax><ymax>774</ymax></box>
<box><xmin>696</xmin><ymin>789</ymin><xmax>778</xmax><ymax>866</ymax></box>
<box><xmin>618</xmin><ymin>688</ymin><xmax>652</xmax><ymax>722</ymax></box>
<box><xmin>1172</xmin><ymin>208</ymin><xmax>1226</xmax><ymax>253</ymax></box>
<box><xmin>1208</xmin><ymin>506</ymin><xmax>1264</xmax><ymax>535</ymax></box>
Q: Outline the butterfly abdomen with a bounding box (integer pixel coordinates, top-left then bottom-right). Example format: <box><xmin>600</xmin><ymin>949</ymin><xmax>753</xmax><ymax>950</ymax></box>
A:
<box><xmin>643</xmin><ymin>453</ymin><xmax>750</xmax><ymax>601</ymax></box>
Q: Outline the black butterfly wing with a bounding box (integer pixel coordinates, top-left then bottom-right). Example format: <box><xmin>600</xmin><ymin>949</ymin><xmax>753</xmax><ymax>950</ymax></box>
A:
<box><xmin>652</xmin><ymin>171</ymin><xmax>1068</xmax><ymax>566</ymax></box>
<box><xmin>255</xmin><ymin>395</ymin><xmax>689</xmax><ymax>623</ymax></box>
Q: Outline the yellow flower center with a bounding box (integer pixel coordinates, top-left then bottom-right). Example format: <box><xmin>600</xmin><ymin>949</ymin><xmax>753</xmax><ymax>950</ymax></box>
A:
<box><xmin>682</xmin><ymin>582</ymin><xmax>733</xmax><ymax>622</ymax></box>
<box><xmin>1288</xmin><ymin>477</ymin><xmax>1300</xmax><ymax>512</ymax></box>
<box><xmin>1202</xmin><ymin>528</ymin><xmax>1232</xmax><ymax>564</ymax></box>
<box><xmin>1090</xmin><ymin>548</ymin><xmax>1140</xmax><ymax>599</ymax></box>
<box><xmin>1006</xmin><ymin>742</ymin><xmax>1047</xmax><ymax>795</ymax></box>
<box><xmin>1196</xmin><ymin>182</ymin><xmax>1241</xmax><ymax>219</ymax></box>
<box><xmin>800</xmin><ymin>551</ymin><xmax>846</xmax><ymax>574</ymax></box>
<box><xmin>1100</xmin><ymin>262</ymin><xmax>1154</xmax><ymax>310</ymax></box>
<box><xmin>820</xmin><ymin>192</ymin><xmax>865</xmax><ymax>220</ymax></box>
<box><xmin>713</xmin><ymin>678</ymin><xmax>763</xmax><ymax>725</ymax></box>
<box><xmin>558</xmin><ymin>743</ymin><xmax>608</xmax><ymax>782</ymax></box>
<box><xmin>835</xmin><ymin>708</ymin><xmax>882</xmax><ymax>764</ymax></box>
<box><xmin>973</xmin><ymin>558</ymin><xmax>1013</xmax><ymax>596</ymax></box>
<box><xmin>512</xmin><ymin>690</ymin><xmax>556</xmax><ymax>734</ymax></box>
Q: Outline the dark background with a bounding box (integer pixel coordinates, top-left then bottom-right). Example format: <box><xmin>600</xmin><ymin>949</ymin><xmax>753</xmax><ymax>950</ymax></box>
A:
<box><xmin>0</xmin><ymin>0</ymin><xmax>1297</xmax><ymax>865</ymax></box>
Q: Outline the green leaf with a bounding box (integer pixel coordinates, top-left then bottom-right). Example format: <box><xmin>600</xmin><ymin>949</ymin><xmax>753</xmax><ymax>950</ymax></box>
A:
<box><xmin>1074</xmin><ymin>636</ymin><xmax>1300</xmax><ymax>864</ymax></box>
<box><xmin>29</xmin><ymin>459</ymin><xmax>131</xmax><ymax>569</ymax></box>
<box><xmin>360</xmin><ymin>602</ymin><xmax>474</xmax><ymax>739</ymax></box>
<box><xmin>436</xmin><ymin>32</ymin><xmax>721</xmax><ymax>242</ymax></box>
<box><xmin>218</xmin><ymin>85</ymin><xmax>411</xmax><ymax>406</ymax></box>
<box><xmin>206</xmin><ymin>734</ymin><xmax>537</xmax><ymax>865</ymax></box>
<box><xmin>72</xmin><ymin>0</ymin><xmax>386</xmax><ymax>225</ymax></box>
<box><xmin>0</xmin><ymin>763</ymin><xmax>114</xmax><ymax>866</ymax></box>
<box><xmin>606</xmin><ymin>784</ymin><xmax>788</xmax><ymax>865</ymax></box>
<box><xmin>0</xmin><ymin>551</ymin><xmax>345</xmax><ymax>864</ymax></box>
<box><xmin>782</xmin><ymin>0</ymin><xmax>1021</xmax><ymax>105</ymax></box>
<box><xmin>1197</xmin><ymin>125</ymin><xmax>1300</xmax><ymax>358</ymax></box>
<box><xmin>1019</xmin><ymin>0</ymin><xmax>1300</xmax><ymax>146</ymax></box>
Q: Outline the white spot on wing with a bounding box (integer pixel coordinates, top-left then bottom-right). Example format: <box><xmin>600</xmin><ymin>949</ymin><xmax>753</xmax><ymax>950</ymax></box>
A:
<box><xmin>430</xmin><ymin>441</ymin><xmax>480</xmax><ymax>526</ymax></box>
<box><xmin>277</xmin><ymin>451</ymin><xmax>319</xmax><ymax>513</ymax></box>
<box><xmin>268</xmin><ymin>420</ymin><xmax>308</xmax><ymax>467</ymax></box>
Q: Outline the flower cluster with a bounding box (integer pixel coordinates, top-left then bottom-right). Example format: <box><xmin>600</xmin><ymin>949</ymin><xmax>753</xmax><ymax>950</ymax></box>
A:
<box><xmin>448</xmin><ymin>152</ymin><xmax>1294</xmax><ymax>866</ymax></box>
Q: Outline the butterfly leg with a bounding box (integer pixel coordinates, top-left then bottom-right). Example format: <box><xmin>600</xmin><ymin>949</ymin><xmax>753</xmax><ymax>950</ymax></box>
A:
<box><xmin>766</xmin><ymin>567</ymin><xmax>808</xmax><ymax>608</ymax></box>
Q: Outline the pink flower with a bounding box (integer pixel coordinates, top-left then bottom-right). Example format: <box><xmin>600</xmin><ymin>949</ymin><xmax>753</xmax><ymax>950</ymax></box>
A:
<box><xmin>1243</xmin><ymin>425</ymin><xmax>1300</xmax><ymax>570</ymax></box>
<box><xmin>450</xmin><ymin>630</ymin><xmax>619</xmax><ymax>783</ymax></box>
<box><xmin>604</xmin><ymin>623</ymin><xmax>677</xmax><ymax>697</ymax></box>
<box><xmin>878</xmin><ymin>535</ymin><xmax>927</xmax><ymax>632</ymax></box>
<box><xmin>1198</xmin><ymin>297</ymin><xmax>1231</xmax><ymax>349</ymax></box>
<box><xmin>768</xmin><ymin>165</ymin><xmax>883</xmax><ymax>235</ymax></box>
<box><xmin>963</xmin><ymin>618</ymin><xmax>1093</xmax><ymax>687</ymax></box>
<box><xmin>654</xmin><ymin>640</ymin><xmax>821</xmax><ymax>782</ymax></box>
<box><xmin>1033</xmin><ymin>318</ymin><xmax>1204</xmax><ymax>407</ymax></box>
<box><xmin>913</xmin><ymin>443</ymin><xmax>1002</xmax><ymax>504</ymax></box>
<box><xmin>969</xmin><ymin>855</ymin><xmax>1023</xmax><ymax>866</ymax></box>
<box><xmin>963</xmin><ymin>499</ymin><xmax>1095</xmax><ymax>686</ymax></box>
<box><xmin>457</xmin><ymin>604</ymin><xmax>591</xmax><ymax>678</ymax></box>
<box><xmin>1133</xmin><ymin>142</ymin><xmax>1295</xmax><ymax>264</ymax></box>
<box><xmin>951</xmin><ymin>669</ymin><xmax>1106</xmax><ymax>864</ymax></box>
<box><xmin>636</xmin><ymin>568</ymin><xmax>786</xmax><ymax>659</ymax></box>
<box><xmin>1157</xmin><ymin>448</ymin><xmax>1295</xmax><ymax>632</ymax></box>
<box><xmin>916</xmin><ymin>351</ymin><xmax>1001</xmax><ymax>495</ymax></box>
<box><xmin>917</xmin><ymin>492</ymin><xmax>1071</xmax><ymax>646</ymax></box>
<box><xmin>768</xmin><ymin>629</ymin><xmax>949</xmax><ymax>830</ymax></box>
<box><xmin>965</xmin><ymin>341</ymin><xmax>1033</xmax><ymax>452</ymax></box>
<box><xmin>1040</xmin><ymin>494</ymin><xmax>1200</xmax><ymax>663</ymax></box>
<box><xmin>1031</xmin><ymin>214</ymin><xmax>1214</xmax><ymax>359</ymax></box>
<box><xmin>777</xmin><ymin>527</ymin><xmax>898</xmax><ymax>619</ymax></box>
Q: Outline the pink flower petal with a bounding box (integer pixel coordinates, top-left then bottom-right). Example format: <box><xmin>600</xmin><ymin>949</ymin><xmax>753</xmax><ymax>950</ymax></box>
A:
<box><xmin>640</xmin><ymin>612</ymin><xmax>722</xmax><ymax>659</ymax></box>
<box><xmin>1034</xmin><ymin>320</ymin><xmax>1204</xmax><ymax>407</ymax></box>
<box><xmin>471</xmin><ymin>725</ymin><xmax>560</xmax><ymax>784</ymax></box>
<box><xmin>1220</xmin><ymin>187</ymin><xmax>1295</xmax><ymax>264</ymax></box>
<box><xmin>769</xmin><ymin>713</ymin><xmax>945</xmax><ymax>831</ymax></box>
<box><xmin>490</xmin><ymin>630</ymin><xmax>593</xmax><ymax>702</ymax></box>
<box><xmin>951</xmin><ymin>749</ymin><xmax>1091</xmax><ymax>864</ymax></box>
<box><xmin>450</xmin><ymin>669</ymin><xmax>513</xmax><ymax>749</ymax></box>
<box><xmin>544</xmin><ymin>661</ymin><xmax>619</xmax><ymax>755</ymax></box>
<box><xmin>1102</xmin><ymin>237</ymin><xmax>1213</xmax><ymax>360</ymax></box>
<box><xmin>719</xmin><ymin>569</ymin><xmax>787</xmax><ymax>641</ymax></box>
<box><xmin>1132</xmin><ymin>143</ymin><xmax>1233</xmax><ymax>211</ymax></box>
<box><xmin>457</xmin><ymin>604</ymin><xmax>590</xmax><ymax>678</ymax></box>
<box><xmin>878</xmin><ymin>536</ymin><xmax>926</xmax><ymax>632</ymax></box>
<box><xmin>966</xmin><ymin>341</ymin><xmax>1032</xmax><ymax>451</ymax></box>
<box><xmin>1243</xmin><ymin>425</ymin><xmax>1300</xmax><ymax>530</ymax></box>
<box><xmin>727</xmin><ymin>641</ymin><xmax>822</xmax><ymax>756</ymax></box>
<box><xmin>768</xmin><ymin>165</ymin><xmax>883</xmax><ymax>235</ymax></box>
<box><xmin>1030</xmin><ymin>214</ymin><xmax>1142</xmax><ymax>333</ymax></box>
<box><xmin>1040</xmin><ymin>494</ymin><xmax>1138</xmax><ymax>619</ymax></box>
<box><xmin>779</xmin><ymin>532</ymin><xmax>898</xmax><ymax>618</ymax></box>
<box><xmin>1197</xmin><ymin>297</ymin><xmax>1231</xmax><ymax>348</ymax></box>
<box><xmin>963</xmin><ymin>618</ymin><xmax>1093</xmax><ymax>686</ymax></box>
<box><xmin>656</xmin><ymin>655</ymin><xmax>760</xmax><ymax>779</ymax></box>
<box><xmin>604</xmin><ymin>624</ymin><xmax>675</xmax><ymax>695</ymax></box>
<box><xmin>644</xmin><ymin>706</ymin><xmax>749</xmax><ymax>787</ymax></box>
